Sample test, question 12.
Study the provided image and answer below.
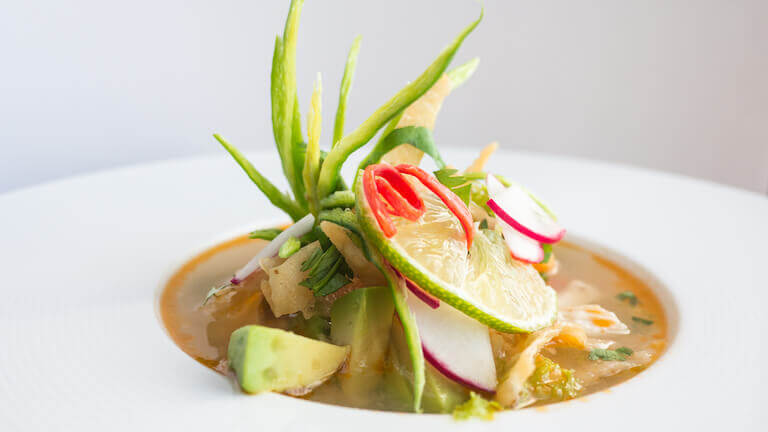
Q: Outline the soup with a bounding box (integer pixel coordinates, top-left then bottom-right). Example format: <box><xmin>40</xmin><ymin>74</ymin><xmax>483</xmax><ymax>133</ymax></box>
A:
<box><xmin>160</xmin><ymin>235</ymin><xmax>668</xmax><ymax>412</ymax></box>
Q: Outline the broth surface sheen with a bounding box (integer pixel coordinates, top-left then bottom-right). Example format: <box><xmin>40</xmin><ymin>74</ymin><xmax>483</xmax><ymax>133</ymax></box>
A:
<box><xmin>160</xmin><ymin>235</ymin><xmax>668</xmax><ymax>411</ymax></box>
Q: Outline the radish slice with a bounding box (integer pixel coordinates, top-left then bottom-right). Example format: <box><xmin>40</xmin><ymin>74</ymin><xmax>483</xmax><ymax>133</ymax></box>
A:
<box><xmin>498</xmin><ymin>221</ymin><xmax>544</xmax><ymax>264</ymax></box>
<box><xmin>231</xmin><ymin>213</ymin><xmax>315</xmax><ymax>284</ymax></box>
<box><xmin>405</xmin><ymin>278</ymin><xmax>440</xmax><ymax>309</ymax></box>
<box><xmin>405</xmin><ymin>290</ymin><xmax>497</xmax><ymax>393</ymax></box>
<box><xmin>486</xmin><ymin>175</ymin><xmax>565</xmax><ymax>244</ymax></box>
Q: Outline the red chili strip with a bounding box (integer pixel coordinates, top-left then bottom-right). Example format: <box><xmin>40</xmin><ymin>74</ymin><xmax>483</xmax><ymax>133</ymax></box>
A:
<box><xmin>363</xmin><ymin>165</ymin><xmax>398</xmax><ymax>238</ymax></box>
<box><xmin>371</xmin><ymin>164</ymin><xmax>424</xmax><ymax>213</ymax></box>
<box><xmin>395</xmin><ymin>164</ymin><xmax>475</xmax><ymax>249</ymax></box>
<box><xmin>375</xmin><ymin>177</ymin><xmax>422</xmax><ymax>221</ymax></box>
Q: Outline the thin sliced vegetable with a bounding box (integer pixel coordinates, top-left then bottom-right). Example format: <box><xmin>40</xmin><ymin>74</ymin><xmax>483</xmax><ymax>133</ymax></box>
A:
<box><xmin>317</xmin><ymin>10</ymin><xmax>482</xmax><ymax>198</ymax></box>
<box><xmin>249</xmin><ymin>228</ymin><xmax>283</xmax><ymax>241</ymax></box>
<box><xmin>381</xmin><ymin>75</ymin><xmax>453</xmax><ymax>167</ymax></box>
<box><xmin>303</xmin><ymin>74</ymin><xmax>323</xmax><ymax>215</ymax></box>
<box><xmin>360</xmin><ymin>240</ymin><xmax>425</xmax><ymax>412</ymax></box>
<box><xmin>358</xmin><ymin>126</ymin><xmax>446</xmax><ymax>173</ymax></box>
<box><xmin>333</xmin><ymin>35</ymin><xmax>362</xmax><ymax>147</ymax></box>
<box><xmin>404</xmin><ymin>277</ymin><xmax>439</xmax><ymax>309</ymax></box>
<box><xmin>408</xmin><ymin>294</ymin><xmax>497</xmax><ymax>393</ymax></box>
<box><xmin>232</xmin><ymin>213</ymin><xmax>315</xmax><ymax>285</ymax></box>
<box><xmin>319</xmin><ymin>190</ymin><xmax>356</xmax><ymax>209</ymax></box>
<box><xmin>487</xmin><ymin>174</ymin><xmax>564</xmax><ymax>243</ymax></box>
<box><xmin>446</xmin><ymin>57</ymin><xmax>480</xmax><ymax>90</ymax></box>
<box><xmin>213</xmin><ymin>134</ymin><xmax>304</xmax><ymax>221</ymax></box>
<box><xmin>278</xmin><ymin>236</ymin><xmax>301</xmax><ymax>258</ymax></box>
<box><xmin>464</xmin><ymin>141</ymin><xmax>497</xmax><ymax>174</ymax></box>
<box><xmin>496</xmin><ymin>220</ymin><xmax>544</xmax><ymax>264</ymax></box>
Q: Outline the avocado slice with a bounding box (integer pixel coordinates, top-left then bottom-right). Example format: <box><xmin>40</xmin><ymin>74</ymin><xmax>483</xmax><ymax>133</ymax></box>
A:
<box><xmin>228</xmin><ymin>325</ymin><xmax>349</xmax><ymax>394</ymax></box>
<box><xmin>384</xmin><ymin>320</ymin><xmax>469</xmax><ymax>413</ymax></box>
<box><xmin>330</xmin><ymin>286</ymin><xmax>394</xmax><ymax>400</ymax></box>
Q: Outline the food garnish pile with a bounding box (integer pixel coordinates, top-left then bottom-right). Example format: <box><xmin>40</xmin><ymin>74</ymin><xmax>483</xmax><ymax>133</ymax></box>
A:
<box><xmin>203</xmin><ymin>0</ymin><xmax>658</xmax><ymax>419</ymax></box>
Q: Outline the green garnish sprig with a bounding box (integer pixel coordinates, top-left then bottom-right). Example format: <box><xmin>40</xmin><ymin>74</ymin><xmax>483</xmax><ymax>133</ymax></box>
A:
<box><xmin>588</xmin><ymin>347</ymin><xmax>634</xmax><ymax>361</ymax></box>
<box><xmin>300</xmin><ymin>244</ymin><xmax>352</xmax><ymax>296</ymax></box>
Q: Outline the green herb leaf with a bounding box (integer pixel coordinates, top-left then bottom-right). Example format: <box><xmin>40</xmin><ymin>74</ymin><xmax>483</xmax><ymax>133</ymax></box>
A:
<box><xmin>249</xmin><ymin>228</ymin><xmax>283</xmax><ymax>241</ymax></box>
<box><xmin>452</xmin><ymin>392</ymin><xmax>502</xmax><ymax>421</ymax></box>
<box><xmin>632</xmin><ymin>316</ymin><xmax>654</xmax><ymax>325</ymax></box>
<box><xmin>588</xmin><ymin>347</ymin><xmax>634</xmax><ymax>361</ymax></box>
<box><xmin>319</xmin><ymin>190</ymin><xmax>356</xmax><ymax>209</ymax></box>
<box><xmin>299</xmin><ymin>243</ymin><xmax>352</xmax><ymax>296</ymax></box>
<box><xmin>357</xmin><ymin>126</ymin><xmax>446</xmax><ymax>173</ymax></box>
<box><xmin>432</xmin><ymin>168</ymin><xmax>485</xmax><ymax>206</ymax></box>
<box><xmin>452</xmin><ymin>183</ymin><xmax>472</xmax><ymax>206</ymax></box>
<box><xmin>278</xmin><ymin>236</ymin><xmax>301</xmax><ymax>258</ymax></box>
<box><xmin>478</xmin><ymin>219</ymin><xmax>489</xmax><ymax>230</ymax></box>
<box><xmin>300</xmin><ymin>247</ymin><xmax>324</xmax><ymax>272</ymax></box>
<box><xmin>333</xmin><ymin>35</ymin><xmax>362</xmax><ymax>147</ymax></box>
<box><xmin>617</xmin><ymin>291</ymin><xmax>639</xmax><ymax>306</ymax></box>
<box><xmin>213</xmin><ymin>134</ymin><xmax>305</xmax><ymax>221</ymax></box>
<box><xmin>317</xmin><ymin>10</ymin><xmax>482</xmax><ymax>198</ymax></box>
<box><xmin>541</xmin><ymin>243</ymin><xmax>553</xmax><ymax>264</ymax></box>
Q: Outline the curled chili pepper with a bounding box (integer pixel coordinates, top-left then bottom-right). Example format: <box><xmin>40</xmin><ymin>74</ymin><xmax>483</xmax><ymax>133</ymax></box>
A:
<box><xmin>362</xmin><ymin>163</ymin><xmax>474</xmax><ymax>250</ymax></box>
<box><xmin>395</xmin><ymin>164</ymin><xmax>474</xmax><ymax>249</ymax></box>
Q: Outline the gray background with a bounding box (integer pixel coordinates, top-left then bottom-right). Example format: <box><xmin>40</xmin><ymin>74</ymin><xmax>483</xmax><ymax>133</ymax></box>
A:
<box><xmin>1</xmin><ymin>0</ymin><xmax>766</xmax><ymax>194</ymax></box>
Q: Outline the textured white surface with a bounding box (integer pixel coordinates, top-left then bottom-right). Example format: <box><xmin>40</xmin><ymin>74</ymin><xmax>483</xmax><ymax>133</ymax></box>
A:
<box><xmin>0</xmin><ymin>149</ymin><xmax>765</xmax><ymax>430</ymax></box>
<box><xmin>1</xmin><ymin>0</ymin><xmax>767</xmax><ymax>194</ymax></box>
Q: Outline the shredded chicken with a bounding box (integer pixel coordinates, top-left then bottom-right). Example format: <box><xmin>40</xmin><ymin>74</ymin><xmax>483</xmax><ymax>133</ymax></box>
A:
<box><xmin>557</xmin><ymin>280</ymin><xmax>601</xmax><ymax>308</ymax></box>
<box><xmin>559</xmin><ymin>304</ymin><xmax>630</xmax><ymax>337</ymax></box>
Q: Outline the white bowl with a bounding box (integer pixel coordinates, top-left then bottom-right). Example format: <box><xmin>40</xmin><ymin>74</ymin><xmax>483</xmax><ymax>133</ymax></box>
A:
<box><xmin>0</xmin><ymin>149</ymin><xmax>765</xmax><ymax>431</ymax></box>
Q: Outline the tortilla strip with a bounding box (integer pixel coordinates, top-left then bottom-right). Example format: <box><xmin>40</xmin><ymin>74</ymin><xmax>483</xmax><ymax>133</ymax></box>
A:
<box><xmin>381</xmin><ymin>75</ymin><xmax>453</xmax><ymax>166</ymax></box>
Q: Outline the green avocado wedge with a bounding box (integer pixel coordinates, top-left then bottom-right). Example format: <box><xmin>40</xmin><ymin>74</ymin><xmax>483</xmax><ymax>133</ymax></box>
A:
<box><xmin>228</xmin><ymin>325</ymin><xmax>349</xmax><ymax>394</ymax></box>
<box><xmin>384</xmin><ymin>321</ymin><xmax>469</xmax><ymax>413</ymax></box>
<box><xmin>330</xmin><ymin>286</ymin><xmax>395</xmax><ymax>401</ymax></box>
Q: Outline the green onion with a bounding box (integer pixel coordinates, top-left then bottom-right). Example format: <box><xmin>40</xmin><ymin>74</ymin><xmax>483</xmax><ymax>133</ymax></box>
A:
<box><xmin>319</xmin><ymin>190</ymin><xmax>356</xmax><ymax>209</ymax></box>
<box><xmin>317</xmin><ymin>10</ymin><xmax>482</xmax><ymax>198</ymax></box>
<box><xmin>278</xmin><ymin>236</ymin><xmax>301</xmax><ymax>258</ymax></box>
<box><xmin>333</xmin><ymin>35</ymin><xmax>362</xmax><ymax>147</ymax></box>
<box><xmin>303</xmin><ymin>74</ymin><xmax>323</xmax><ymax>215</ymax></box>
<box><xmin>446</xmin><ymin>57</ymin><xmax>479</xmax><ymax>90</ymax></box>
<box><xmin>249</xmin><ymin>228</ymin><xmax>283</xmax><ymax>241</ymax></box>
<box><xmin>213</xmin><ymin>134</ymin><xmax>304</xmax><ymax>221</ymax></box>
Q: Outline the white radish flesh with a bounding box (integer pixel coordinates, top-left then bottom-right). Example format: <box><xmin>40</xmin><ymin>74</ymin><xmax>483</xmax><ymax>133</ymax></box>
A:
<box><xmin>231</xmin><ymin>213</ymin><xmax>315</xmax><ymax>284</ymax></box>
<box><xmin>405</xmin><ymin>291</ymin><xmax>497</xmax><ymax>393</ymax></box>
<box><xmin>486</xmin><ymin>174</ymin><xmax>565</xmax><ymax>244</ymax></box>
<box><xmin>497</xmin><ymin>220</ymin><xmax>544</xmax><ymax>264</ymax></box>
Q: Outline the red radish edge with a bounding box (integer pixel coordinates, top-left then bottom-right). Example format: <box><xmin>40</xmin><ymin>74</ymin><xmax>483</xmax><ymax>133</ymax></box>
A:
<box><xmin>423</xmin><ymin>346</ymin><xmax>496</xmax><ymax>394</ymax></box>
<box><xmin>405</xmin><ymin>278</ymin><xmax>440</xmax><ymax>309</ymax></box>
<box><xmin>487</xmin><ymin>198</ymin><xmax>565</xmax><ymax>244</ymax></box>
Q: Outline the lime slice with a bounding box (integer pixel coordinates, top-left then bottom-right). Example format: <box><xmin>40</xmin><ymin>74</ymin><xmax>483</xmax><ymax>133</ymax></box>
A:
<box><xmin>356</xmin><ymin>178</ymin><xmax>557</xmax><ymax>333</ymax></box>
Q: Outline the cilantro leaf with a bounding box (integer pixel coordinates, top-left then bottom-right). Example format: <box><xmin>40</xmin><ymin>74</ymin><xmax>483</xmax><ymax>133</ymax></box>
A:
<box><xmin>632</xmin><ymin>316</ymin><xmax>654</xmax><ymax>325</ymax></box>
<box><xmin>617</xmin><ymin>291</ymin><xmax>638</xmax><ymax>306</ymax></box>
<box><xmin>588</xmin><ymin>347</ymin><xmax>634</xmax><ymax>361</ymax></box>
<box><xmin>299</xmin><ymin>244</ymin><xmax>351</xmax><ymax>296</ymax></box>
